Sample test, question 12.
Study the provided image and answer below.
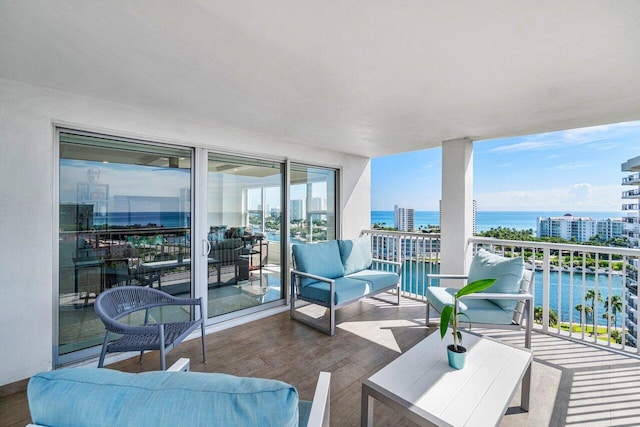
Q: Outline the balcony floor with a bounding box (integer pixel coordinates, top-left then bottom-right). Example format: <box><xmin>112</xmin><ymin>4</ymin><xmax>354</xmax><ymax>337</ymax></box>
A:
<box><xmin>3</xmin><ymin>295</ymin><xmax>640</xmax><ymax>426</ymax></box>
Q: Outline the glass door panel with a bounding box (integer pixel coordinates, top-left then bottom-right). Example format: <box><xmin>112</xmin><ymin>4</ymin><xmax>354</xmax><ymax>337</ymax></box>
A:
<box><xmin>58</xmin><ymin>132</ymin><xmax>192</xmax><ymax>359</ymax></box>
<box><xmin>206</xmin><ymin>154</ymin><xmax>284</xmax><ymax>318</ymax></box>
<box><xmin>290</xmin><ymin>165</ymin><xmax>337</xmax><ymax>244</ymax></box>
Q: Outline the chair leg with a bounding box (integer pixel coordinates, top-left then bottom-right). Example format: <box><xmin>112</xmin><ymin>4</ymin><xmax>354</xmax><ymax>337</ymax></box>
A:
<box><xmin>200</xmin><ymin>322</ymin><xmax>207</xmax><ymax>364</ymax></box>
<box><xmin>426</xmin><ymin>302</ymin><xmax>431</xmax><ymax>327</ymax></box>
<box><xmin>329</xmin><ymin>304</ymin><xmax>336</xmax><ymax>336</ymax></box>
<box><xmin>525</xmin><ymin>299</ymin><xmax>533</xmax><ymax>349</ymax></box>
<box><xmin>159</xmin><ymin>324</ymin><xmax>166</xmax><ymax>370</ymax></box>
<box><xmin>98</xmin><ymin>332</ymin><xmax>110</xmax><ymax>368</ymax></box>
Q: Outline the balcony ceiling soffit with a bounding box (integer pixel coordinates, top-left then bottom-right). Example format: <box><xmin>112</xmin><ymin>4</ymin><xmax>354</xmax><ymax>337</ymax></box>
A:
<box><xmin>1</xmin><ymin>2</ymin><xmax>640</xmax><ymax>157</ymax></box>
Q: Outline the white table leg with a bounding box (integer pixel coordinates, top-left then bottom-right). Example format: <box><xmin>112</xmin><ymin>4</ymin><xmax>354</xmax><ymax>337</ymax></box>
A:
<box><xmin>521</xmin><ymin>363</ymin><xmax>531</xmax><ymax>412</ymax></box>
<box><xmin>361</xmin><ymin>385</ymin><xmax>374</xmax><ymax>427</ymax></box>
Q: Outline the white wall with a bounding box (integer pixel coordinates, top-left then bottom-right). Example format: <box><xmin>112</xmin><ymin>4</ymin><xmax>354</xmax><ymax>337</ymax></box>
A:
<box><xmin>0</xmin><ymin>77</ymin><xmax>371</xmax><ymax>386</ymax></box>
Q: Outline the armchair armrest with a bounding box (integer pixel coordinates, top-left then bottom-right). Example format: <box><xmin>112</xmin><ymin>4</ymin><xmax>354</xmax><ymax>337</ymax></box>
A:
<box><xmin>167</xmin><ymin>358</ymin><xmax>191</xmax><ymax>372</ymax></box>
<box><xmin>291</xmin><ymin>269</ymin><xmax>335</xmax><ymax>284</ymax></box>
<box><xmin>371</xmin><ymin>258</ymin><xmax>403</xmax><ymax>276</ymax></box>
<box><xmin>462</xmin><ymin>292</ymin><xmax>533</xmax><ymax>301</ymax></box>
<box><xmin>371</xmin><ymin>258</ymin><xmax>402</xmax><ymax>268</ymax></box>
<box><xmin>307</xmin><ymin>372</ymin><xmax>331</xmax><ymax>427</ymax></box>
<box><xmin>426</xmin><ymin>274</ymin><xmax>468</xmax><ymax>280</ymax></box>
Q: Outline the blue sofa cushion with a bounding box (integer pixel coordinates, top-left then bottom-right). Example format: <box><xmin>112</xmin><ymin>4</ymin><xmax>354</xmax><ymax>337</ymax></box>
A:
<box><xmin>347</xmin><ymin>269</ymin><xmax>399</xmax><ymax>292</ymax></box>
<box><xmin>426</xmin><ymin>286</ymin><xmax>514</xmax><ymax>325</ymax></box>
<box><xmin>468</xmin><ymin>249</ymin><xmax>524</xmax><ymax>311</ymax></box>
<box><xmin>338</xmin><ymin>236</ymin><xmax>372</xmax><ymax>275</ymax></box>
<box><xmin>300</xmin><ymin>276</ymin><xmax>372</xmax><ymax>305</ymax></box>
<box><xmin>293</xmin><ymin>241</ymin><xmax>345</xmax><ymax>287</ymax></box>
<box><xmin>28</xmin><ymin>368</ymin><xmax>299</xmax><ymax>427</ymax></box>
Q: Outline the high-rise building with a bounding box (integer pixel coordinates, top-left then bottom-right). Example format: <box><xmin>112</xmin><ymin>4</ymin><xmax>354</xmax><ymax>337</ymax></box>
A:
<box><xmin>622</xmin><ymin>156</ymin><xmax>640</xmax><ymax>347</ymax></box>
<box><xmin>536</xmin><ymin>214</ymin><xmax>624</xmax><ymax>242</ymax></box>
<box><xmin>309</xmin><ymin>197</ymin><xmax>327</xmax><ymax>211</ymax></box>
<box><xmin>269</xmin><ymin>207</ymin><xmax>281</xmax><ymax>218</ymax></box>
<box><xmin>622</xmin><ymin>155</ymin><xmax>640</xmax><ymax>248</ymax></box>
<box><xmin>394</xmin><ymin>205</ymin><xmax>414</xmax><ymax>232</ymax></box>
<box><xmin>290</xmin><ymin>199</ymin><xmax>304</xmax><ymax>221</ymax></box>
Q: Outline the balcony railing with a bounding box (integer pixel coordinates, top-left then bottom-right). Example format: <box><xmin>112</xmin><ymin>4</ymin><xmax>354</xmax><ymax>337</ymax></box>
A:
<box><xmin>623</xmin><ymin>189</ymin><xmax>640</xmax><ymax>199</ymax></box>
<box><xmin>361</xmin><ymin>229</ymin><xmax>441</xmax><ymax>300</ymax></box>
<box><xmin>623</xmin><ymin>203</ymin><xmax>640</xmax><ymax>211</ymax></box>
<box><xmin>363</xmin><ymin>229</ymin><xmax>640</xmax><ymax>355</ymax></box>
<box><xmin>622</xmin><ymin>173</ymin><xmax>640</xmax><ymax>185</ymax></box>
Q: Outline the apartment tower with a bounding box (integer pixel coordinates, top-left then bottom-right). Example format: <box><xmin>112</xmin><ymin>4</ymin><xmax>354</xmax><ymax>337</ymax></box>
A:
<box><xmin>394</xmin><ymin>205</ymin><xmax>415</xmax><ymax>232</ymax></box>
<box><xmin>622</xmin><ymin>156</ymin><xmax>640</xmax><ymax>248</ymax></box>
<box><xmin>622</xmin><ymin>156</ymin><xmax>640</xmax><ymax>347</ymax></box>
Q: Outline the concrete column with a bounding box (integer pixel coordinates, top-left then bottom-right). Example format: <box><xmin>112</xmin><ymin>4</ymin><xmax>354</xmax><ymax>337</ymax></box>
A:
<box><xmin>440</xmin><ymin>138</ymin><xmax>473</xmax><ymax>286</ymax></box>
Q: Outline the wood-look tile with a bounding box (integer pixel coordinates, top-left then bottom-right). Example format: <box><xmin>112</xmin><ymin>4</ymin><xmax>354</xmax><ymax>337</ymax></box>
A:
<box><xmin>5</xmin><ymin>296</ymin><xmax>640</xmax><ymax>426</ymax></box>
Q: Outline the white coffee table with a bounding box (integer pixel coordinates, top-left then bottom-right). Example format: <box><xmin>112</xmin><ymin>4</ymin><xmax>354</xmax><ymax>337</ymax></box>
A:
<box><xmin>361</xmin><ymin>330</ymin><xmax>532</xmax><ymax>426</ymax></box>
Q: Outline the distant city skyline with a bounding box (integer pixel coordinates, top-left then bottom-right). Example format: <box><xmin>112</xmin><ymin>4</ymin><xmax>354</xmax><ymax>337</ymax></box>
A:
<box><xmin>372</xmin><ymin>121</ymin><xmax>640</xmax><ymax>212</ymax></box>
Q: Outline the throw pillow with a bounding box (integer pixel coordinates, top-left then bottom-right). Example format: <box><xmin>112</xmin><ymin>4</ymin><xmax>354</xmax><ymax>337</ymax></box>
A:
<box><xmin>468</xmin><ymin>249</ymin><xmax>524</xmax><ymax>310</ymax></box>
<box><xmin>338</xmin><ymin>235</ymin><xmax>373</xmax><ymax>275</ymax></box>
<box><xmin>292</xmin><ymin>240</ymin><xmax>345</xmax><ymax>286</ymax></box>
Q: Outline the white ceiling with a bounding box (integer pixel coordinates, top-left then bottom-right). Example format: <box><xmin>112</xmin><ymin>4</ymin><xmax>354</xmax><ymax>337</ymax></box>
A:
<box><xmin>1</xmin><ymin>1</ymin><xmax>639</xmax><ymax>157</ymax></box>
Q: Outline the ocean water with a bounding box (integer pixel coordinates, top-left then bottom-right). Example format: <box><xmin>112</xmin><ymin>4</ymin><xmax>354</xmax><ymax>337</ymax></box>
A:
<box><xmin>372</xmin><ymin>210</ymin><xmax>624</xmax><ymax>232</ymax></box>
<box><xmin>105</xmin><ymin>210</ymin><xmax>623</xmax><ymax>232</ymax></box>
<box><xmin>105</xmin><ymin>211</ymin><xmax>189</xmax><ymax>228</ymax></box>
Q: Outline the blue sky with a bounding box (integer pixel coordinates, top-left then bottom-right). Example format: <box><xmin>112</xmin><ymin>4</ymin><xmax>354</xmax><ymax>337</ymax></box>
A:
<box><xmin>372</xmin><ymin>121</ymin><xmax>640</xmax><ymax>212</ymax></box>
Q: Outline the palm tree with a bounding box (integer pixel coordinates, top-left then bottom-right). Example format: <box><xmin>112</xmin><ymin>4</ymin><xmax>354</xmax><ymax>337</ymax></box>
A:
<box><xmin>575</xmin><ymin>304</ymin><xmax>593</xmax><ymax>330</ymax></box>
<box><xmin>603</xmin><ymin>294</ymin><xmax>623</xmax><ymax>330</ymax></box>
<box><xmin>585</xmin><ymin>289</ymin><xmax>603</xmax><ymax>333</ymax></box>
<box><xmin>534</xmin><ymin>306</ymin><xmax>558</xmax><ymax>327</ymax></box>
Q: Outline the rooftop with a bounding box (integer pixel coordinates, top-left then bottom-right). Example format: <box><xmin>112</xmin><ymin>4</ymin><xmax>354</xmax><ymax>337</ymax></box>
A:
<box><xmin>4</xmin><ymin>295</ymin><xmax>640</xmax><ymax>426</ymax></box>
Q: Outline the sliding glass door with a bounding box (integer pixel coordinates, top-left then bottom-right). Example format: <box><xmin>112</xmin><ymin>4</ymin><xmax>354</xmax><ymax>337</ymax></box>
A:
<box><xmin>57</xmin><ymin>132</ymin><xmax>192</xmax><ymax>363</ymax></box>
<box><xmin>56</xmin><ymin>130</ymin><xmax>339</xmax><ymax>364</ymax></box>
<box><xmin>206</xmin><ymin>154</ymin><xmax>284</xmax><ymax>319</ymax></box>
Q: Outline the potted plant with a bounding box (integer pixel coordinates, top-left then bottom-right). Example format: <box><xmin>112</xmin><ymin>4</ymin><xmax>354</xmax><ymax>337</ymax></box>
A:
<box><xmin>439</xmin><ymin>278</ymin><xmax>496</xmax><ymax>369</ymax></box>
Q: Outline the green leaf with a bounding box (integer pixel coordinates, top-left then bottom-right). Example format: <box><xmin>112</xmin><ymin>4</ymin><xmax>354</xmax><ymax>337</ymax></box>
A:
<box><xmin>440</xmin><ymin>305</ymin><xmax>453</xmax><ymax>339</ymax></box>
<box><xmin>458</xmin><ymin>312</ymin><xmax>471</xmax><ymax>323</ymax></box>
<box><xmin>455</xmin><ymin>278</ymin><xmax>497</xmax><ymax>298</ymax></box>
<box><xmin>456</xmin><ymin>330</ymin><xmax>462</xmax><ymax>343</ymax></box>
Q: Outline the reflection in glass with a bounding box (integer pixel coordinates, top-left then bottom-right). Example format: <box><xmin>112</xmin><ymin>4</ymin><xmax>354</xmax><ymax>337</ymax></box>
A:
<box><xmin>290</xmin><ymin>165</ymin><xmax>337</xmax><ymax>244</ymax></box>
<box><xmin>207</xmin><ymin>155</ymin><xmax>283</xmax><ymax>318</ymax></box>
<box><xmin>58</xmin><ymin>133</ymin><xmax>192</xmax><ymax>359</ymax></box>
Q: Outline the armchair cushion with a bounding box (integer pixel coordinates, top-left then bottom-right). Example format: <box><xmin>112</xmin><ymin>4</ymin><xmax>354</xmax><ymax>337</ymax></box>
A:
<box><xmin>292</xmin><ymin>241</ymin><xmax>345</xmax><ymax>287</ymax></box>
<box><xmin>300</xmin><ymin>276</ymin><xmax>371</xmax><ymax>305</ymax></box>
<box><xmin>347</xmin><ymin>269</ymin><xmax>400</xmax><ymax>291</ymax></box>
<box><xmin>468</xmin><ymin>249</ymin><xmax>524</xmax><ymax>311</ymax></box>
<box><xmin>338</xmin><ymin>235</ymin><xmax>372</xmax><ymax>275</ymax></box>
<box><xmin>425</xmin><ymin>286</ymin><xmax>515</xmax><ymax>325</ymax></box>
<box><xmin>28</xmin><ymin>368</ymin><xmax>299</xmax><ymax>427</ymax></box>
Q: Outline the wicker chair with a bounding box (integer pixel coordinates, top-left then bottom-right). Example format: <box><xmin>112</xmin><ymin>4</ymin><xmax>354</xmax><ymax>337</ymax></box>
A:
<box><xmin>94</xmin><ymin>287</ymin><xmax>206</xmax><ymax>370</ymax></box>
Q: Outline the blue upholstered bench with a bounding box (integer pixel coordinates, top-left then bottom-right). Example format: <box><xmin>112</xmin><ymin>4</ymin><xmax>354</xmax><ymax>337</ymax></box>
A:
<box><xmin>27</xmin><ymin>364</ymin><xmax>331</xmax><ymax>427</ymax></box>
<box><xmin>291</xmin><ymin>235</ymin><xmax>402</xmax><ymax>335</ymax></box>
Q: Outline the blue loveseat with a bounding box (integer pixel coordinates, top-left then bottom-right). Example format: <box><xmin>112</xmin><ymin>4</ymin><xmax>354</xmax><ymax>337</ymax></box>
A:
<box><xmin>27</xmin><ymin>365</ymin><xmax>331</xmax><ymax>427</ymax></box>
<box><xmin>291</xmin><ymin>235</ymin><xmax>402</xmax><ymax>335</ymax></box>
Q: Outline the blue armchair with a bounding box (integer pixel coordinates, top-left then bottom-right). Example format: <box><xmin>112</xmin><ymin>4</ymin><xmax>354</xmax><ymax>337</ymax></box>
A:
<box><xmin>425</xmin><ymin>249</ymin><xmax>534</xmax><ymax>349</ymax></box>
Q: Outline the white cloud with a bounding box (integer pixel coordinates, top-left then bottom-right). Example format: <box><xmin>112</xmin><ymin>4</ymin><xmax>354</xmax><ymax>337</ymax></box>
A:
<box><xmin>485</xmin><ymin>120</ymin><xmax>640</xmax><ymax>154</ymax></box>
<box><xmin>475</xmin><ymin>183</ymin><xmax>623</xmax><ymax>211</ymax></box>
